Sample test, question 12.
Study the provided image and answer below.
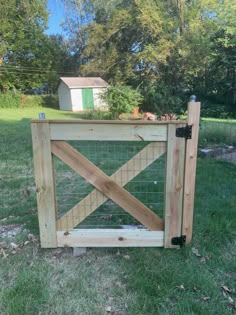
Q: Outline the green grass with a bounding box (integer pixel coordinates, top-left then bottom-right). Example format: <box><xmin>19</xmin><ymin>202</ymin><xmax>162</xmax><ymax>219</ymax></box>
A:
<box><xmin>200</xmin><ymin>118</ymin><xmax>236</xmax><ymax>146</ymax></box>
<box><xmin>0</xmin><ymin>108</ymin><xmax>236</xmax><ymax>315</ymax></box>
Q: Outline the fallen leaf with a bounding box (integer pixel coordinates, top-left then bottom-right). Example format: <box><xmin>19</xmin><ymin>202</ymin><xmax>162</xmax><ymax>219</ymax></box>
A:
<box><xmin>24</xmin><ymin>241</ymin><xmax>30</xmax><ymax>246</ymax></box>
<box><xmin>202</xmin><ymin>297</ymin><xmax>210</xmax><ymax>302</ymax></box>
<box><xmin>0</xmin><ymin>241</ymin><xmax>7</xmax><ymax>249</ymax></box>
<box><xmin>10</xmin><ymin>242</ymin><xmax>18</xmax><ymax>249</ymax></box>
<box><xmin>228</xmin><ymin>296</ymin><xmax>234</xmax><ymax>304</ymax></box>
<box><xmin>28</xmin><ymin>233</ymin><xmax>36</xmax><ymax>241</ymax></box>
<box><xmin>115</xmin><ymin>281</ymin><xmax>126</xmax><ymax>289</ymax></box>
<box><xmin>192</xmin><ymin>247</ymin><xmax>201</xmax><ymax>257</ymax></box>
<box><xmin>177</xmin><ymin>284</ymin><xmax>185</xmax><ymax>290</ymax></box>
<box><xmin>123</xmin><ymin>255</ymin><xmax>130</xmax><ymax>260</ymax></box>
<box><xmin>0</xmin><ymin>248</ymin><xmax>8</xmax><ymax>258</ymax></box>
<box><xmin>105</xmin><ymin>306</ymin><xmax>112</xmax><ymax>312</ymax></box>
<box><xmin>222</xmin><ymin>285</ymin><xmax>233</xmax><ymax>293</ymax></box>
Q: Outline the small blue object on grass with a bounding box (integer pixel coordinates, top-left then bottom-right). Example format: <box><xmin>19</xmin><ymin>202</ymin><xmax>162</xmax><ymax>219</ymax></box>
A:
<box><xmin>38</xmin><ymin>113</ymin><xmax>46</xmax><ymax>120</ymax></box>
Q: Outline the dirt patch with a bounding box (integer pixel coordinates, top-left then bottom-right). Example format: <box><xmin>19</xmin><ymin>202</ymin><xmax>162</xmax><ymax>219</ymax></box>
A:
<box><xmin>0</xmin><ymin>224</ymin><xmax>23</xmax><ymax>238</ymax></box>
<box><xmin>216</xmin><ymin>151</ymin><xmax>236</xmax><ymax>164</ymax></box>
<box><xmin>200</xmin><ymin>145</ymin><xmax>236</xmax><ymax>164</ymax></box>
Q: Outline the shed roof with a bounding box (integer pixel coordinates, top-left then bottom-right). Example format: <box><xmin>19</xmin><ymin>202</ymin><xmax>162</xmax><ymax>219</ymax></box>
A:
<box><xmin>60</xmin><ymin>77</ymin><xmax>108</xmax><ymax>88</ymax></box>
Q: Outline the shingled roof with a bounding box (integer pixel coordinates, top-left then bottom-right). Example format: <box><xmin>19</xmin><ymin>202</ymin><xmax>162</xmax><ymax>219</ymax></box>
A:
<box><xmin>60</xmin><ymin>77</ymin><xmax>108</xmax><ymax>88</ymax></box>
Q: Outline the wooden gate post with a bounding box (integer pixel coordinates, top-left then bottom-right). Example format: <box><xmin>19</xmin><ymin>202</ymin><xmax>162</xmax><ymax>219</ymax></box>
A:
<box><xmin>164</xmin><ymin>124</ymin><xmax>185</xmax><ymax>248</ymax></box>
<box><xmin>182</xmin><ymin>101</ymin><xmax>201</xmax><ymax>244</ymax></box>
<box><xmin>31</xmin><ymin>121</ymin><xmax>57</xmax><ymax>248</ymax></box>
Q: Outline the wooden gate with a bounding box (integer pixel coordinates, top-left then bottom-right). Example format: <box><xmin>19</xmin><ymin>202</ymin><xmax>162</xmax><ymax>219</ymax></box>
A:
<box><xmin>31</xmin><ymin>101</ymin><xmax>200</xmax><ymax>249</ymax></box>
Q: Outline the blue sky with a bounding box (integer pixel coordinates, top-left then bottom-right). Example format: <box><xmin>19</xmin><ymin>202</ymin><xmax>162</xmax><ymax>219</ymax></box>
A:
<box><xmin>46</xmin><ymin>0</ymin><xmax>66</xmax><ymax>35</ymax></box>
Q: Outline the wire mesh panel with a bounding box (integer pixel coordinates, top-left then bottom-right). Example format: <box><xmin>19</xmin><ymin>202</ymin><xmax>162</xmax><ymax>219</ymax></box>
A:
<box><xmin>54</xmin><ymin>141</ymin><xmax>166</xmax><ymax>231</ymax></box>
<box><xmin>0</xmin><ymin>135</ymin><xmax>35</xmax><ymax>227</ymax></box>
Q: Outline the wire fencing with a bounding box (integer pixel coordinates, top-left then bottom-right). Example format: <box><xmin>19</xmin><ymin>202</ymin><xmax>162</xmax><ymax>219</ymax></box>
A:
<box><xmin>0</xmin><ymin>118</ymin><xmax>235</xmax><ymax>234</ymax></box>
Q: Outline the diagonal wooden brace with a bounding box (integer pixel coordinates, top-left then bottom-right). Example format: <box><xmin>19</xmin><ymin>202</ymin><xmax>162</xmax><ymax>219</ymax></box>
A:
<box><xmin>56</xmin><ymin>142</ymin><xmax>166</xmax><ymax>230</ymax></box>
<box><xmin>52</xmin><ymin>141</ymin><xmax>164</xmax><ymax>231</ymax></box>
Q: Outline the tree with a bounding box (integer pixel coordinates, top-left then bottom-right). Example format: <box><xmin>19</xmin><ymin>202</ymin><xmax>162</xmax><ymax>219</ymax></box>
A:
<box><xmin>0</xmin><ymin>0</ymin><xmax>51</xmax><ymax>90</ymax></box>
<box><xmin>62</xmin><ymin>0</ymin><xmax>236</xmax><ymax>115</ymax></box>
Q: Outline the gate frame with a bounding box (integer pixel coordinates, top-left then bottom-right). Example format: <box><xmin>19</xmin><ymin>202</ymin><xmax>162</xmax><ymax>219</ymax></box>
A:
<box><xmin>31</xmin><ymin>101</ymin><xmax>200</xmax><ymax>249</ymax></box>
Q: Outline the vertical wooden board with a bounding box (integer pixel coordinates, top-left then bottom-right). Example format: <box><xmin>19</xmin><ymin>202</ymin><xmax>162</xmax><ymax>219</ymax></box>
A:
<box><xmin>182</xmin><ymin>102</ymin><xmax>201</xmax><ymax>244</ymax></box>
<box><xmin>31</xmin><ymin>122</ymin><xmax>57</xmax><ymax>248</ymax></box>
<box><xmin>164</xmin><ymin>124</ymin><xmax>185</xmax><ymax>248</ymax></box>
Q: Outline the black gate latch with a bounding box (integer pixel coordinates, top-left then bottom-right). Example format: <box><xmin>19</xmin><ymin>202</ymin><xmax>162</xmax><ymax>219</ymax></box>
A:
<box><xmin>176</xmin><ymin>125</ymin><xmax>192</xmax><ymax>139</ymax></box>
<box><xmin>171</xmin><ymin>235</ymin><xmax>186</xmax><ymax>247</ymax></box>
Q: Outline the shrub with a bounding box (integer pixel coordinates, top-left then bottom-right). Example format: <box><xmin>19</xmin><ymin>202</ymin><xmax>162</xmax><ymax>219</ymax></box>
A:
<box><xmin>142</xmin><ymin>82</ymin><xmax>185</xmax><ymax>116</ymax></box>
<box><xmin>0</xmin><ymin>92</ymin><xmax>21</xmax><ymax>108</ymax></box>
<box><xmin>103</xmin><ymin>85</ymin><xmax>143</xmax><ymax>118</ymax></box>
<box><xmin>0</xmin><ymin>93</ymin><xmax>59</xmax><ymax>109</ymax></box>
<box><xmin>200</xmin><ymin>103</ymin><xmax>231</xmax><ymax>118</ymax></box>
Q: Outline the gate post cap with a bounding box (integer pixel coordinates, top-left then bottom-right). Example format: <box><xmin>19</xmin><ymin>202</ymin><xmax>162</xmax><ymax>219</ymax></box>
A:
<box><xmin>189</xmin><ymin>95</ymin><xmax>197</xmax><ymax>102</ymax></box>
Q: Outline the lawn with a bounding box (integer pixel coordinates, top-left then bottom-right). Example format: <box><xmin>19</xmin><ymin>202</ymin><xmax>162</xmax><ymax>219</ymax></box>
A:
<box><xmin>0</xmin><ymin>108</ymin><xmax>236</xmax><ymax>315</ymax></box>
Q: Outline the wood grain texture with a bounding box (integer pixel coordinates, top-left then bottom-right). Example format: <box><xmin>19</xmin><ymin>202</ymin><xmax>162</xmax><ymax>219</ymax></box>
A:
<box><xmin>164</xmin><ymin>124</ymin><xmax>185</xmax><ymax>248</ymax></box>
<box><xmin>57</xmin><ymin>142</ymin><xmax>166</xmax><ymax>230</ymax></box>
<box><xmin>182</xmin><ymin>102</ymin><xmax>201</xmax><ymax>244</ymax></box>
<box><xmin>57</xmin><ymin>229</ymin><xmax>164</xmax><ymax>247</ymax></box>
<box><xmin>31</xmin><ymin>122</ymin><xmax>57</xmax><ymax>248</ymax></box>
<box><xmin>50</xmin><ymin>123</ymin><xmax>168</xmax><ymax>141</ymax></box>
<box><xmin>31</xmin><ymin>119</ymin><xmax>187</xmax><ymax>124</ymax></box>
<box><xmin>52</xmin><ymin>141</ymin><xmax>164</xmax><ymax>231</ymax></box>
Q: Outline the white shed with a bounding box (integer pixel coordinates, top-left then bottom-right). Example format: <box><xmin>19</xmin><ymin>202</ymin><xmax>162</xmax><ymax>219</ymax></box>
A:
<box><xmin>58</xmin><ymin>77</ymin><xmax>109</xmax><ymax>111</ymax></box>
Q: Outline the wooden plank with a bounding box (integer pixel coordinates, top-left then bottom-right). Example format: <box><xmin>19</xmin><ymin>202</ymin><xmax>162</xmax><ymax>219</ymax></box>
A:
<box><xmin>57</xmin><ymin>142</ymin><xmax>166</xmax><ymax>230</ymax></box>
<box><xmin>164</xmin><ymin>124</ymin><xmax>185</xmax><ymax>248</ymax></box>
<box><xmin>31</xmin><ymin>119</ymin><xmax>187</xmax><ymax>125</ymax></box>
<box><xmin>52</xmin><ymin>141</ymin><xmax>164</xmax><ymax>231</ymax></box>
<box><xmin>57</xmin><ymin>229</ymin><xmax>164</xmax><ymax>247</ymax></box>
<box><xmin>31</xmin><ymin>122</ymin><xmax>57</xmax><ymax>248</ymax></box>
<box><xmin>182</xmin><ymin>102</ymin><xmax>201</xmax><ymax>244</ymax></box>
<box><xmin>50</xmin><ymin>123</ymin><xmax>168</xmax><ymax>141</ymax></box>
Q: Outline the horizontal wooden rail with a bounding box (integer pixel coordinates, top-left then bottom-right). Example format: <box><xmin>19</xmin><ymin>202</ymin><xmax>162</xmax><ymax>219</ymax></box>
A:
<box><xmin>50</xmin><ymin>123</ymin><xmax>168</xmax><ymax>141</ymax></box>
<box><xmin>31</xmin><ymin>119</ymin><xmax>187</xmax><ymax>124</ymax></box>
<box><xmin>57</xmin><ymin>229</ymin><xmax>164</xmax><ymax>247</ymax></box>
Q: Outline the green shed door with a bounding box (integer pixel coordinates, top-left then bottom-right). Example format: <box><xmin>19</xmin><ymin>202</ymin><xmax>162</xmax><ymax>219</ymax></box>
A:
<box><xmin>82</xmin><ymin>88</ymin><xmax>94</xmax><ymax>109</ymax></box>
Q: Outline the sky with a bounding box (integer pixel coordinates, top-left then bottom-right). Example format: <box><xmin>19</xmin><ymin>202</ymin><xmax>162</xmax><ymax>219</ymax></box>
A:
<box><xmin>46</xmin><ymin>0</ymin><xmax>66</xmax><ymax>35</ymax></box>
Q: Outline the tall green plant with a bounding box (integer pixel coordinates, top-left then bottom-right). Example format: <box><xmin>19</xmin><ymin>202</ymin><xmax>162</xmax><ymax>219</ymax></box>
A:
<box><xmin>0</xmin><ymin>93</ymin><xmax>21</xmax><ymax>108</ymax></box>
<box><xmin>103</xmin><ymin>85</ymin><xmax>143</xmax><ymax>118</ymax></box>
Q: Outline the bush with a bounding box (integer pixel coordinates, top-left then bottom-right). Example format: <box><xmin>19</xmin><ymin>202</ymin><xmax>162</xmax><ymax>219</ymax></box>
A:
<box><xmin>142</xmin><ymin>82</ymin><xmax>185</xmax><ymax>116</ymax></box>
<box><xmin>103</xmin><ymin>85</ymin><xmax>143</xmax><ymax>118</ymax></box>
<box><xmin>200</xmin><ymin>103</ymin><xmax>231</xmax><ymax>118</ymax></box>
<box><xmin>0</xmin><ymin>93</ymin><xmax>59</xmax><ymax>109</ymax></box>
<box><xmin>23</xmin><ymin>95</ymin><xmax>59</xmax><ymax>109</ymax></box>
<box><xmin>0</xmin><ymin>92</ymin><xmax>21</xmax><ymax>108</ymax></box>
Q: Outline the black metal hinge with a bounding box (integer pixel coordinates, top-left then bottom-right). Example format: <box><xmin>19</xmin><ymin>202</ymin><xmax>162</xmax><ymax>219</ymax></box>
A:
<box><xmin>171</xmin><ymin>235</ymin><xmax>186</xmax><ymax>247</ymax></box>
<box><xmin>176</xmin><ymin>125</ymin><xmax>192</xmax><ymax>139</ymax></box>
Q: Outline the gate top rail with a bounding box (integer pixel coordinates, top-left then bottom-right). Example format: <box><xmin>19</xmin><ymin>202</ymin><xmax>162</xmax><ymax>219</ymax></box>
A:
<box><xmin>31</xmin><ymin>119</ymin><xmax>187</xmax><ymax>124</ymax></box>
<box><xmin>31</xmin><ymin>120</ymin><xmax>188</xmax><ymax>142</ymax></box>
